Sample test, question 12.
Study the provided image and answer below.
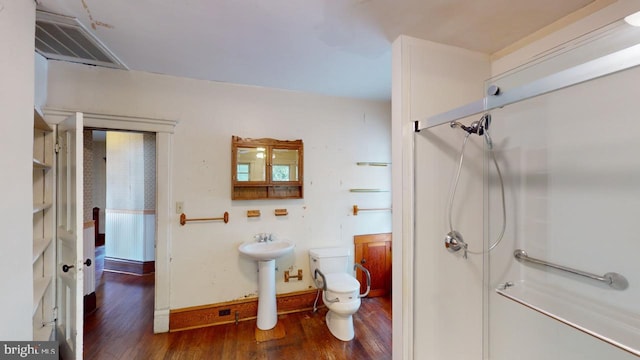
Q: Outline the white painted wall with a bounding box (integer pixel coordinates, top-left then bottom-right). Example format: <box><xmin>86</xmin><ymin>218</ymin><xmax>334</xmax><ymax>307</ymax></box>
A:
<box><xmin>392</xmin><ymin>35</ymin><xmax>490</xmax><ymax>360</ymax></box>
<box><xmin>45</xmin><ymin>61</ymin><xmax>391</xmax><ymax>308</ymax></box>
<box><xmin>105</xmin><ymin>132</ymin><xmax>156</xmax><ymax>262</ymax></box>
<box><xmin>35</xmin><ymin>53</ymin><xmax>48</xmax><ymax>110</ymax></box>
<box><xmin>0</xmin><ymin>0</ymin><xmax>36</xmax><ymax>340</ymax></box>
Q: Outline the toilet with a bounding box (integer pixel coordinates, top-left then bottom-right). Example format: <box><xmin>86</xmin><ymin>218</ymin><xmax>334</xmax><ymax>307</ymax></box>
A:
<box><xmin>309</xmin><ymin>247</ymin><xmax>370</xmax><ymax>341</ymax></box>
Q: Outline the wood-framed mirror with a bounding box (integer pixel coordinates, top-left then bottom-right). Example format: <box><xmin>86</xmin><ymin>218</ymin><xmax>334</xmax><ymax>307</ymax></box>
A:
<box><xmin>231</xmin><ymin>136</ymin><xmax>303</xmax><ymax>200</ymax></box>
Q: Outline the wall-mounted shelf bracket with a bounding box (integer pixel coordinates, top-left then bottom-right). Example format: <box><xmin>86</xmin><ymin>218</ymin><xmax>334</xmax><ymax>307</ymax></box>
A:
<box><xmin>352</xmin><ymin>205</ymin><xmax>392</xmax><ymax>216</ymax></box>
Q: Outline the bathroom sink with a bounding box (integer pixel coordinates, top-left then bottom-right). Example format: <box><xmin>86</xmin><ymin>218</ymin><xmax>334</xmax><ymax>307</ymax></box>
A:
<box><xmin>239</xmin><ymin>237</ymin><xmax>294</xmax><ymax>329</ymax></box>
<box><xmin>238</xmin><ymin>240</ymin><xmax>294</xmax><ymax>261</ymax></box>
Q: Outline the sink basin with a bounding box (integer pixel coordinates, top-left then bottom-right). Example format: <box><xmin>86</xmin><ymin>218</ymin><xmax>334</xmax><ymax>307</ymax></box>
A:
<box><xmin>238</xmin><ymin>240</ymin><xmax>294</xmax><ymax>261</ymax></box>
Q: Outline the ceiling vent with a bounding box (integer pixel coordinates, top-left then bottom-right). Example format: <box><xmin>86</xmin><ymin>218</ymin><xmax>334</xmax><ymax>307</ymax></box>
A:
<box><xmin>35</xmin><ymin>10</ymin><xmax>127</xmax><ymax>70</ymax></box>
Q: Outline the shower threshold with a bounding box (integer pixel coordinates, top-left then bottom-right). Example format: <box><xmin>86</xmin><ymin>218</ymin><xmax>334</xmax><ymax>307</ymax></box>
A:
<box><xmin>496</xmin><ymin>280</ymin><xmax>640</xmax><ymax>357</ymax></box>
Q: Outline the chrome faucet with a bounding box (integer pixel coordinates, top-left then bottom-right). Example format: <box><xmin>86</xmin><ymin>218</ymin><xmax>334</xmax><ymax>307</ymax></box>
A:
<box><xmin>254</xmin><ymin>233</ymin><xmax>273</xmax><ymax>242</ymax></box>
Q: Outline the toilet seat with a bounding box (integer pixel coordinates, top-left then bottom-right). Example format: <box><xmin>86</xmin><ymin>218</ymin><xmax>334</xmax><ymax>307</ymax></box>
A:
<box><xmin>324</xmin><ymin>273</ymin><xmax>360</xmax><ymax>293</ymax></box>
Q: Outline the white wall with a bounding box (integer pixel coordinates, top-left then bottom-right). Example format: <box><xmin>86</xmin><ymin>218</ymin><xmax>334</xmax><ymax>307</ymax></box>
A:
<box><xmin>105</xmin><ymin>132</ymin><xmax>156</xmax><ymax>262</ymax></box>
<box><xmin>0</xmin><ymin>1</ymin><xmax>36</xmax><ymax>340</ymax></box>
<box><xmin>392</xmin><ymin>35</ymin><xmax>490</xmax><ymax>360</ymax></box>
<box><xmin>35</xmin><ymin>53</ymin><xmax>48</xmax><ymax>110</ymax></box>
<box><xmin>45</xmin><ymin>61</ymin><xmax>391</xmax><ymax>309</ymax></box>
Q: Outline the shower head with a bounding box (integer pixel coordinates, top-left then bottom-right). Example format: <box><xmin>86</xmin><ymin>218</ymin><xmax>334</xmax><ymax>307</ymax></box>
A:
<box><xmin>449</xmin><ymin>114</ymin><xmax>491</xmax><ymax>136</ymax></box>
<box><xmin>450</xmin><ymin>120</ymin><xmax>474</xmax><ymax>134</ymax></box>
<box><xmin>450</xmin><ymin>120</ymin><xmax>483</xmax><ymax>135</ymax></box>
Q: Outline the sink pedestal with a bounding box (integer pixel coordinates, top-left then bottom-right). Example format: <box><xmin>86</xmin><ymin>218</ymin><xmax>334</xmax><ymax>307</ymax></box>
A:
<box><xmin>257</xmin><ymin>259</ymin><xmax>277</xmax><ymax>330</ymax></box>
<box><xmin>238</xmin><ymin>239</ymin><xmax>294</xmax><ymax>330</ymax></box>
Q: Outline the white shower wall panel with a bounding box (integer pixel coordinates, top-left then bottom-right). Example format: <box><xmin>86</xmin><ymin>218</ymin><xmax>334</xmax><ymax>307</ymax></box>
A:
<box><xmin>487</xmin><ymin>57</ymin><xmax>640</xmax><ymax>360</ymax></box>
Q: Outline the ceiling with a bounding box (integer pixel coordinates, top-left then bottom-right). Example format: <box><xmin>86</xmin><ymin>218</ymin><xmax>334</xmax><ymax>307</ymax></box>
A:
<box><xmin>35</xmin><ymin>0</ymin><xmax>596</xmax><ymax>100</ymax></box>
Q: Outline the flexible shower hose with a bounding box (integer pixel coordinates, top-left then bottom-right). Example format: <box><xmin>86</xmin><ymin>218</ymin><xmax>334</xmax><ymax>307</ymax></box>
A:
<box><xmin>447</xmin><ymin>128</ymin><xmax>506</xmax><ymax>255</ymax></box>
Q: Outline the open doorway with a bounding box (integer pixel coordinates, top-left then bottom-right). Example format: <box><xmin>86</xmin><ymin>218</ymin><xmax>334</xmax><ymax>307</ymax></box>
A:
<box><xmin>84</xmin><ymin>128</ymin><xmax>157</xmax><ymax>315</ymax></box>
<box><xmin>45</xmin><ymin>108</ymin><xmax>175</xmax><ymax>340</ymax></box>
<box><xmin>91</xmin><ymin>130</ymin><xmax>157</xmax><ymax>276</ymax></box>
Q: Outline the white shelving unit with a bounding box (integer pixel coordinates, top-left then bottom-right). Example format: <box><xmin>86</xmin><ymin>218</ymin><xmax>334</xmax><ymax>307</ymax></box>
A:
<box><xmin>32</xmin><ymin>109</ymin><xmax>56</xmax><ymax>341</ymax></box>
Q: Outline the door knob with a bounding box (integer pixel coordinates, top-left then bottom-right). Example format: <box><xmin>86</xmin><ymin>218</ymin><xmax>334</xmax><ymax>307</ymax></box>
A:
<box><xmin>62</xmin><ymin>260</ymin><xmax>91</xmax><ymax>273</ymax></box>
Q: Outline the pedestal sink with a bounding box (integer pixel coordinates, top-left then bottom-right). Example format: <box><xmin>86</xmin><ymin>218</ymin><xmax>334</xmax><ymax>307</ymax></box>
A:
<box><xmin>238</xmin><ymin>240</ymin><xmax>294</xmax><ymax>330</ymax></box>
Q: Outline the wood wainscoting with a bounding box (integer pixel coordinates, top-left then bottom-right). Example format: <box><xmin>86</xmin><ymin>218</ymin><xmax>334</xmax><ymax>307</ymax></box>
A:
<box><xmin>169</xmin><ymin>289</ymin><xmax>320</xmax><ymax>332</ymax></box>
<box><xmin>104</xmin><ymin>257</ymin><xmax>155</xmax><ymax>275</ymax></box>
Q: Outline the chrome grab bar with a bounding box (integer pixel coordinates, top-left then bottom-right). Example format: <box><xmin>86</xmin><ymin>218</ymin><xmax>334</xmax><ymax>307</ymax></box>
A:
<box><xmin>314</xmin><ymin>269</ymin><xmax>339</xmax><ymax>303</ymax></box>
<box><xmin>514</xmin><ymin>249</ymin><xmax>628</xmax><ymax>290</ymax></box>
<box><xmin>354</xmin><ymin>263</ymin><xmax>371</xmax><ymax>298</ymax></box>
<box><xmin>314</xmin><ymin>266</ymin><xmax>371</xmax><ymax>301</ymax></box>
<box><xmin>313</xmin><ymin>269</ymin><xmax>326</xmax><ymax>290</ymax></box>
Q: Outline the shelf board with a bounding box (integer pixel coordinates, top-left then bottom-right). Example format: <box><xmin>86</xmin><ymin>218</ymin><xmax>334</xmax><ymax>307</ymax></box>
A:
<box><xmin>33</xmin><ymin>109</ymin><xmax>52</xmax><ymax>132</ymax></box>
<box><xmin>33</xmin><ymin>202</ymin><xmax>52</xmax><ymax>214</ymax></box>
<box><xmin>496</xmin><ymin>280</ymin><xmax>640</xmax><ymax>356</ymax></box>
<box><xmin>349</xmin><ymin>189</ymin><xmax>389</xmax><ymax>193</ymax></box>
<box><xmin>33</xmin><ymin>276</ymin><xmax>53</xmax><ymax>316</ymax></box>
<box><xmin>356</xmin><ymin>162</ymin><xmax>390</xmax><ymax>166</ymax></box>
<box><xmin>33</xmin><ymin>158</ymin><xmax>52</xmax><ymax>169</ymax></box>
<box><xmin>33</xmin><ymin>237</ymin><xmax>53</xmax><ymax>264</ymax></box>
<box><xmin>232</xmin><ymin>184</ymin><xmax>303</xmax><ymax>200</ymax></box>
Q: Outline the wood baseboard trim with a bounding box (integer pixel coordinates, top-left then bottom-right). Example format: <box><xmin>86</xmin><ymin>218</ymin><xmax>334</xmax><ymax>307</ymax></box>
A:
<box><xmin>84</xmin><ymin>292</ymin><xmax>97</xmax><ymax>316</ymax></box>
<box><xmin>104</xmin><ymin>257</ymin><xmax>155</xmax><ymax>275</ymax></box>
<box><xmin>169</xmin><ymin>289</ymin><xmax>321</xmax><ymax>332</ymax></box>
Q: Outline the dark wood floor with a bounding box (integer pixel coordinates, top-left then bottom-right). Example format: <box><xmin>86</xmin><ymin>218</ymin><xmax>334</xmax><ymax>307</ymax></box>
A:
<box><xmin>84</xmin><ymin>247</ymin><xmax>392</xmax><ymax>360</ymax></box>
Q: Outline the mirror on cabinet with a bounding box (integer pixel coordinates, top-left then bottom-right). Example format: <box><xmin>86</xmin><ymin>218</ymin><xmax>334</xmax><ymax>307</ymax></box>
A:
<box><xmin>271</xmin><ymin>148</ymin><xmax>299</xmax><ymax>182</ymax></box>
<box><xmin>232</xmin><ymin>136</ymin><xmax>303</xmax><ymax>200</ymax></box>
<box><xmin>236</xmin><ymin>147</ymin><xmax>267</xmax><ymax>182</ymax></box>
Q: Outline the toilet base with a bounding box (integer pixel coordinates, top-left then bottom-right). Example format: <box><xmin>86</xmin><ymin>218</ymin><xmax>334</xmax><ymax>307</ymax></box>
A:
<box><xmin>326</xmin><ymin>310</ymin><xmax>355</xmax><ymax>341</ymax></box>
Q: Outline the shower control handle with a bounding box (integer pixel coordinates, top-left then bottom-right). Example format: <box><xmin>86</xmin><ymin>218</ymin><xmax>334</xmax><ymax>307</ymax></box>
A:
<box><xmin>445</xmin><ymin>230</ymin><xmax>468</xmax><ymax>259</ymax></box>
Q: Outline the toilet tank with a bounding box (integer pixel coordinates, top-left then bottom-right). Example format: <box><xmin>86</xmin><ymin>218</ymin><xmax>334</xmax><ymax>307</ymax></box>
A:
<box><xmin>309</xmin><ymin>247</ymin><xmax>352</xmax><ymax>275</ymax></box>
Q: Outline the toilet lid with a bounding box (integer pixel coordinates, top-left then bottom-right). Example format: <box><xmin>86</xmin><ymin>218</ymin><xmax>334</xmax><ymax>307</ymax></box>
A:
<box><xmin>325</xmin><ymin>273</ymin><xmax>360</xmax><ymax>293</ymax></box>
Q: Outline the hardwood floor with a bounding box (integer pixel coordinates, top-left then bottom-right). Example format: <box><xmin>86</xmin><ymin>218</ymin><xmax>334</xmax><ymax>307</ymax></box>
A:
<box><xmin>84</xmin><ymin>249</ymin><xmax>392</xmax><ymax>360</ymax></box>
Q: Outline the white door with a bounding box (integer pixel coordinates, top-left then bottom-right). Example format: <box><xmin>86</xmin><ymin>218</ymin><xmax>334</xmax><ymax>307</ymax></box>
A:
<box><xmin>56</xmin><ymin>112</ymin><xmax>84</xmax><ymax>360</ymax></box>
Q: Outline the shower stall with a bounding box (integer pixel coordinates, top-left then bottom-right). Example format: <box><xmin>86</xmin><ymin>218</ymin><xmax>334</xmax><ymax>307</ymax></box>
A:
<box><xmin>393</xmin><ymin>7</ymin><xmax>640</xmax><ymax>360</ymax></box>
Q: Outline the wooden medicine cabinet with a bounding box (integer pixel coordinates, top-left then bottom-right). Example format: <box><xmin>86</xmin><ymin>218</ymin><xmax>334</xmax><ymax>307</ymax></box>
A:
<box><xmin>231</xmin><ymin>136</ymin><xmax>303</xmax><ymax>200</ymax></box>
